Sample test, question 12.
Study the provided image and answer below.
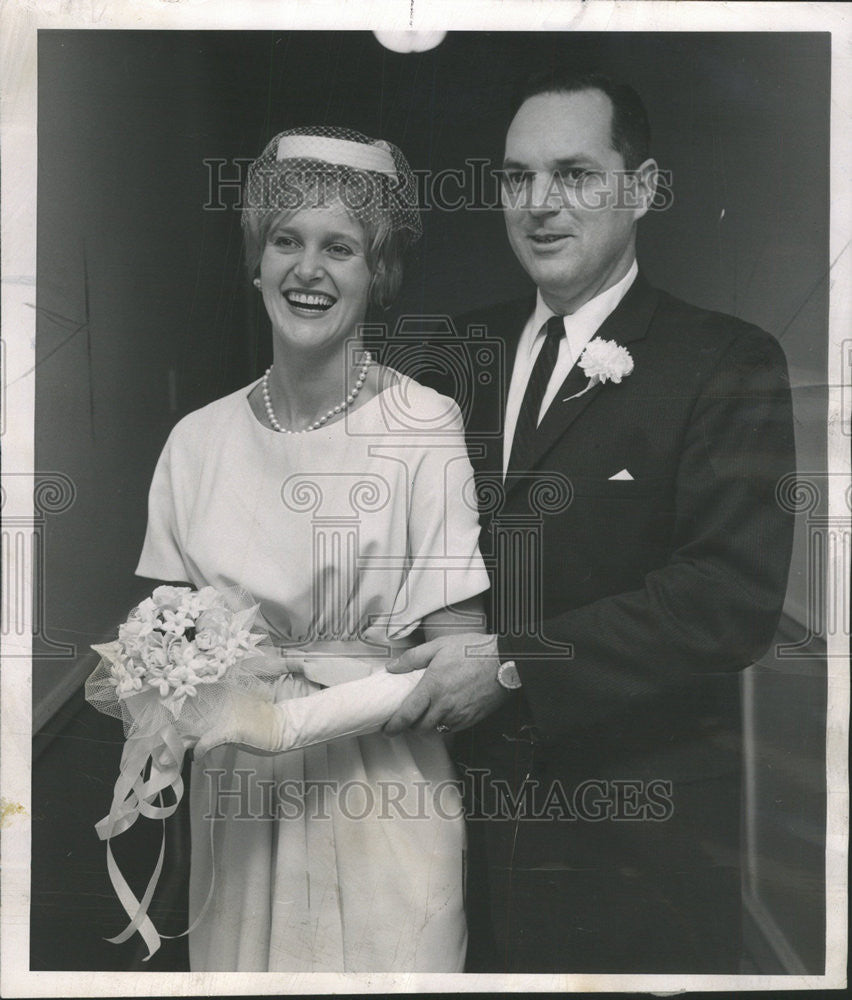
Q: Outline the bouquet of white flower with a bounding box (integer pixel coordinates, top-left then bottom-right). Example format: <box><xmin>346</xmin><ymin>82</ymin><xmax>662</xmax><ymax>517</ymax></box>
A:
<box><xmin>87</xmin><ymin>584</ymin><xmax>266</xmax><ymax>722</ymax></box>
<box><xmin>85</xmin><ymin>584</ymin><xmax>275</xmax><ymax>958</ymax></box>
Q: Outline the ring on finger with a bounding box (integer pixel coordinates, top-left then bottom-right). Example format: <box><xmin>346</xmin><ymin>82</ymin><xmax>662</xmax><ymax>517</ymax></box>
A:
<box><xmin>435</xmin><ymin>723</ymin><xmax>451</xmax><ymax>734</ymax></box>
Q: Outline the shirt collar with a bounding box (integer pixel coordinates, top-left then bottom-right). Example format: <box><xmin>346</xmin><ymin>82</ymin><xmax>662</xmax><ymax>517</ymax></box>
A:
<box><xmin>525</xmin><ymin>260</ymin><xmax>639</xmax><ymax>358</ymax></box>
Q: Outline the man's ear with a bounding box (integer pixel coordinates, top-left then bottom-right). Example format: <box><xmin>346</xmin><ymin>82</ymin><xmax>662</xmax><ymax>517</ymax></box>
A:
<box><xmin>631</xmin><ymin>157</ymin><xmax>660</xmax><ymax>222</ymax></box>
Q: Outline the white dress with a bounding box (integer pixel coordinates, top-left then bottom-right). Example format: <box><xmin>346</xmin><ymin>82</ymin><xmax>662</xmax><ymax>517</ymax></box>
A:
<box><xmin>135</xmin><ymin>373</ymin><xmax>489</xmax><ymax>972</ymax></box>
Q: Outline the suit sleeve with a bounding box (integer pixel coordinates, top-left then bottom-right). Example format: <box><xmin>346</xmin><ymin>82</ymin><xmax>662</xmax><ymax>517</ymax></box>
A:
<box><xmin>499</xmin><ymin>327</ymin><xmax>796</xmax><ymax>743</ymax></box>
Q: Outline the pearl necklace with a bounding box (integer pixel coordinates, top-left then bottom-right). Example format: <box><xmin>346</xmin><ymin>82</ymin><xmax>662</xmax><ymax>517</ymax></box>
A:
<box><xmin>261</xmin><ymin>351</ymin><xmax>372</xmax><ymax>433</ymax></box>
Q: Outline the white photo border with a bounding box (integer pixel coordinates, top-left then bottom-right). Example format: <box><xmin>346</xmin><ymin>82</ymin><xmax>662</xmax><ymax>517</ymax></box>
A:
<box><xmin>1</xmin><ymin>1</ymin><xmax>849</xmax><ymax>995</ymax></box>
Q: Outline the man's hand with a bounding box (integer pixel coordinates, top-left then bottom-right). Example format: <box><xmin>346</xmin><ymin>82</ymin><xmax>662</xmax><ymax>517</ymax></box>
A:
<box><xmin>383</xmin><ymin>632</ymin><xmax>508</xmax><ymax>735</ymax></box>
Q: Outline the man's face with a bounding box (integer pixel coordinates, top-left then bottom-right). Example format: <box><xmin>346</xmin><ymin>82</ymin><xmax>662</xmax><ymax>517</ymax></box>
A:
<box><xmin>502</xmin><ymin>89</ymin><xmax>652</xmax><ymax>313</ymax></box>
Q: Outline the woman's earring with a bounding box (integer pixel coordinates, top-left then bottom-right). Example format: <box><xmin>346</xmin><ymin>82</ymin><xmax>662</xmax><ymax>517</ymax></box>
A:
<box><xmin>252</xmin><ymin>278</ymin><xmax>261</xmax><ymax>289</ymax></box>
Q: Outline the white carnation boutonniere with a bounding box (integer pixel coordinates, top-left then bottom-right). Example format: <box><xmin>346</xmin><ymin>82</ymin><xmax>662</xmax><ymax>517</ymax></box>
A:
<box><xmin>564</xmin><ymin>337</ymin><xmax>634</xmax><ymax>402</ymax></box>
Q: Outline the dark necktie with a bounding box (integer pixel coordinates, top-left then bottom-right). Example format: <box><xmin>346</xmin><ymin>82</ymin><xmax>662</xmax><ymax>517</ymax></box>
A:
<box><xmin>507</xmin><ymin>313</ymin><xmax>564</xmax><ymax>475</ymax></box>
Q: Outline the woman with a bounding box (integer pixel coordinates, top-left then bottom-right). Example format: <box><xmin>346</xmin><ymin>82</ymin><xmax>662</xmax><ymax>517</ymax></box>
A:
<box><xmin>134</xmin><ymin>126</ymin><xmax>489</xmax><ymax>971</ymax></box>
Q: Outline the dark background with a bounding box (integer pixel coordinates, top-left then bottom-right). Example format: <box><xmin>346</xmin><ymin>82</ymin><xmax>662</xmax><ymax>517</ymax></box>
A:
<box><xmin>33</xmin><ymin>30</ymin><xmax>828</xmax><ymax>972</ymax></box>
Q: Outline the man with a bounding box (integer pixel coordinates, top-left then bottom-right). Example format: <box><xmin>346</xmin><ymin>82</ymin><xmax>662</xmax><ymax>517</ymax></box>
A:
<box><xmin>385</xmin><ymin>70</ymin><xmax>795</xmax><ymax>973</ymax></box>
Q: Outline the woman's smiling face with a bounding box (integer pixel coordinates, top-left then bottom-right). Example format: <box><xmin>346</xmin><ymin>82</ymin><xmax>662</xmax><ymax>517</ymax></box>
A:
<box><xmin>259</xmin><ymin>200</ymin><xmax>372</xmax><ymax>354</ymax></box>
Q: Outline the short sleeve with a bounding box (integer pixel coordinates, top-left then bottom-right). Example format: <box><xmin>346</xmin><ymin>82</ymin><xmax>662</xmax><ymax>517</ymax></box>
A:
<box><xmin>386</xmin><ymin>396</ymin><xmax>490</xmax><ymax>635</ymax></box>
<box><xmin>135</xmin><ymin>433</ymin><xmax>192</xmax><ymax>583</ymax></box>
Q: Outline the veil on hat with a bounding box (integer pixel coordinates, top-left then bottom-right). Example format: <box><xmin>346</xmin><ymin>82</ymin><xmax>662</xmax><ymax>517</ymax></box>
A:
<box><xmin>242</xmin><ymin>125</ymin><xmax>422</xmax><ymax>239</ymax></box>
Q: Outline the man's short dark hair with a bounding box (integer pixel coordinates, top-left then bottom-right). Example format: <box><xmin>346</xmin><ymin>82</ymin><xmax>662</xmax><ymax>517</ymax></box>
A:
<box><xmin>509</xmin><ymin>70</ymin><xmax>651</xmax><ymax>170</ymax></box>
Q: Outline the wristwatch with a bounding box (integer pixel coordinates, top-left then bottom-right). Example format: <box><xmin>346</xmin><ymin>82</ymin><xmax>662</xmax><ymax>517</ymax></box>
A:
<box><xmin>496</xmin><ymin>659</ymin><xmax>522</xmax><ymax>691</ymax></box>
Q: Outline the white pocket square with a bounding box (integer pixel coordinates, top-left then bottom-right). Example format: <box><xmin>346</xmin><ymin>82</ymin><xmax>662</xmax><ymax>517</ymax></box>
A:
<box><xmin>608</xmin><ymin>469</ymin><xmax>634</xmax><ymax>481</ymax></box>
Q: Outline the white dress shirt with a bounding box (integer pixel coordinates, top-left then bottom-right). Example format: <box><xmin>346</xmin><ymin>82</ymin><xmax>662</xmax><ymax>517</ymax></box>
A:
<box><xmin>502</xmin><ymin>261</ymin><xmax>639</xmax><ymax>476</ymax></box>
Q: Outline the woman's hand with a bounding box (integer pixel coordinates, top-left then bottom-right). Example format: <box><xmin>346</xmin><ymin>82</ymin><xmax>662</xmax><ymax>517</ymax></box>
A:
<box><xmin>193</xmin><ymin>688</ymin><xmax>287</xmax><ymax>759</ymax></box>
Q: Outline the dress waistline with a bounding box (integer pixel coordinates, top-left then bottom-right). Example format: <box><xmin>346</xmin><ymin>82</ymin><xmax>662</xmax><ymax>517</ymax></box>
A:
<box><xmin>268</xmin><ymin>635</ymin><xmax>418</xmax><ymax>686</ymax></box>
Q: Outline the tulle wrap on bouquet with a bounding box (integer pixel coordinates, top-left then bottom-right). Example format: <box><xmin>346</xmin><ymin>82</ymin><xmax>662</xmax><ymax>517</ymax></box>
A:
<box><xmin>85</xmin><ymin>584</ymin><xmax>285</xmax><ymax>959</ymax></box>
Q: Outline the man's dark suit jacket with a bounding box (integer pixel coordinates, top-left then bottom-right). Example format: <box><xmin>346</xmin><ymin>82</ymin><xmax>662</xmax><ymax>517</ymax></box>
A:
<box><xmin>448</xmin><ymin>273</ymin><xmax>796</xmax><ymax>973</ymax></box>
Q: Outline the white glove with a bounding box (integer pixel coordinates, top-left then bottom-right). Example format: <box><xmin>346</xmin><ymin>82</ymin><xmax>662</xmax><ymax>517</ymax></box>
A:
<box><xmin>193</xmin><ymin>687</ymin><xmax>289</xmax><ymax>758</ymax></box>
<box><xmin>194</xmin><ymin>669</ymin><xmax>423</xmax><ymax>760</ymax></box>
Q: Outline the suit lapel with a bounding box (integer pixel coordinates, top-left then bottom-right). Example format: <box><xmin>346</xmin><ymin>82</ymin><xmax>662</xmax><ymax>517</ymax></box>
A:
<box><xmin>466</xmin><ymin>296</ymin><xmax>533</xmax><ymax>478</ymax></box>
<box><xmin>498</xmin><ymin>297</ymin><xmax>533</xmax><ymax>419</ymax></box>
<box><xmin>506</xmin><ymin>273</ymin><xmax>660</xmax><ymax>496</ymax></box>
